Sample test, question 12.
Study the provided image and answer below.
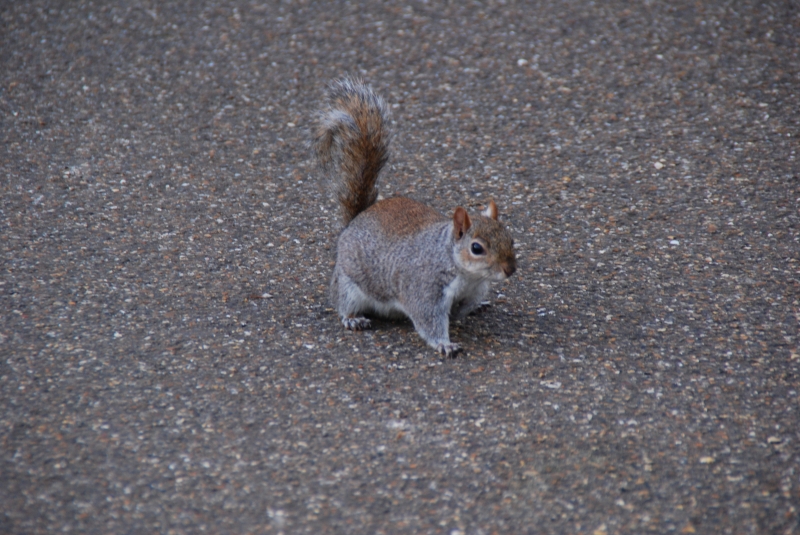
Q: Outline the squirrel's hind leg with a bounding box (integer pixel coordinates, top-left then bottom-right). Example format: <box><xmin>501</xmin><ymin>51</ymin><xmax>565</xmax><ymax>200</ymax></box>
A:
<box><xmin>332</xmin><ymin>268</ymin><xmax>373</xmax><ymax>331</ymax></box>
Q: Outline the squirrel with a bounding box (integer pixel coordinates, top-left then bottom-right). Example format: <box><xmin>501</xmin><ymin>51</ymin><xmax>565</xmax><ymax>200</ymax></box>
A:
<box><xmin>313</xmin><ymin>78</ymin><xmax>516</xmax><ymax>357</ymax></box>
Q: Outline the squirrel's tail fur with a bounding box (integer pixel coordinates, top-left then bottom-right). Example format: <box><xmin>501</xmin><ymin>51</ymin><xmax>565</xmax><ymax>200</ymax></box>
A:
<box><xmin>313</xmin><ymin>78</ymin><xmax>390</xmax><ymax>226</ymax></box>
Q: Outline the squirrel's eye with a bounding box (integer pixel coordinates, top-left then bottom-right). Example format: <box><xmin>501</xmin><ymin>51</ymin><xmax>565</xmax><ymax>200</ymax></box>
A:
<box><xmin>470</xmin><ymin>242</ymin><xmax>485</xmax><ymax>255</ymax></box>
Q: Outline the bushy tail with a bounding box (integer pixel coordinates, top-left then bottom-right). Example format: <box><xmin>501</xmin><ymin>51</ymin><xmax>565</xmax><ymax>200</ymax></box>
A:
<box><xmin>313</xmin><ymin>78</ymin><xmax>391</xmax><ymax>226</ymax></box>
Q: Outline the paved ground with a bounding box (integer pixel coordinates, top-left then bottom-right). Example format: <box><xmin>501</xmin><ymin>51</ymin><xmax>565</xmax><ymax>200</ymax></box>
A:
<box><xmin>1</xmin><ymin>1</ymin><xmax>798</xmax><ymax>533</ymax></box>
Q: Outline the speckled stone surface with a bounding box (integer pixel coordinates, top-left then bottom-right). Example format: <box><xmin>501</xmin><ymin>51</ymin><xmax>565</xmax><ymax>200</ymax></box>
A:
<box><xmin>1</xmin><ymin>1</ymin><xmax>798</xmax><ymax>533</ymax></box>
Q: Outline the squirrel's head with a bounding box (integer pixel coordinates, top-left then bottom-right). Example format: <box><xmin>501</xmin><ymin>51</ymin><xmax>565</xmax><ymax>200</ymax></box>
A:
<box><xmin>452</xmin><ymin>200</ymin><xmax>517</xmax><ymax>281</ymax></box>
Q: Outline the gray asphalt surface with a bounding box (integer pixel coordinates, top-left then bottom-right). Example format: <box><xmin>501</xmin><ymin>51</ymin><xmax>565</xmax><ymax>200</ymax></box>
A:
<box><xmin>2</xmin><ymin>1</ymin><xmax>799</xmax><ymax>533</ymax></box>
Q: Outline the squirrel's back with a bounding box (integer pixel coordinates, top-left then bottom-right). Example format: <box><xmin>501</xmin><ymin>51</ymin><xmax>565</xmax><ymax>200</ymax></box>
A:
<box><xmin>313</xmin><ymin>78</ymin><xmax>390</xmax><ymax>226</ymax></box>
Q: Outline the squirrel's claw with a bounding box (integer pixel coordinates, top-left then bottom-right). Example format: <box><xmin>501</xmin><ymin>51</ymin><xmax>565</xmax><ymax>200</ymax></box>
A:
<box><xmin>470</xmin><ymin>301</ymin><xmax>492</xmax><ymax>316</ymax></box>
<box><xmin>342</xmin><ymin>316</ymin><xmax>371</xmax><ymax>331</ymax></box>
<box><xmin>437</xmin><ymin>342</ymin><xmax>462</xmax><ymax>358</ymax></box>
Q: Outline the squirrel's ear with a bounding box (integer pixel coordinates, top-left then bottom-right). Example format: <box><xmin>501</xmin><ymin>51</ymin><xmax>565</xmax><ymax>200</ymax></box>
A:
<box><xmin>482</xmin><ymin>199</ymin><xmax>498</xmax><ymax>220</ymax></box>
<box><xmin>453</xmin><ymin>206</ymin><xmax>472</xmax><ymax>240</ymax></box>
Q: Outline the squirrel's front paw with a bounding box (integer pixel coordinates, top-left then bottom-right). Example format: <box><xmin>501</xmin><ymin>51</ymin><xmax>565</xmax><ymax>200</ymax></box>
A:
<box><xmin>342</xmin><ymin>316</ymin><xmax>371</xmax><ymax>331</ymax></box>
<box><xmin>469</xmin><ymin>301</ymin><xmax>492</xmax><ymax>316</ymax></box>
<box><xmin>436</xmin><ymin>342</ymin><xmax>462</xmax><ymax>358</ymax></box>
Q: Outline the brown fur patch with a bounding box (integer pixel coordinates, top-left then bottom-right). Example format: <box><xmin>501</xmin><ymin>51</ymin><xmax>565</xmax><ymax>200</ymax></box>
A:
<box><xmin>365</xmin><ymin>197</ymin><xmax>446</xmax><ymax>236</ymax></box>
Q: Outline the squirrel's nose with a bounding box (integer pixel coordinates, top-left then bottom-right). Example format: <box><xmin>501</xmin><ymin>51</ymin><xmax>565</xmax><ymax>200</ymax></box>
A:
<box><xmin>503</xmin><ymin>262</ymin><xmax>516</xmax><ymax>277</ymax></box>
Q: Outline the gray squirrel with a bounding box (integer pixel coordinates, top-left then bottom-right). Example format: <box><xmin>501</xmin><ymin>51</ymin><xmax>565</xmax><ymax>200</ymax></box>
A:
<box><xmin>313</xmin><ymin>78</ymin><xmax>516</xmax><ymax>357</ymax></box>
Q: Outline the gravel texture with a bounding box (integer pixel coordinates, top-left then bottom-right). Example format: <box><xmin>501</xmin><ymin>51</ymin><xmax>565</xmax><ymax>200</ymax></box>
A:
<box><xmin>1</xmin><ymin>1</ymin><xmax>798</xmax><ymax>533</ymax></box>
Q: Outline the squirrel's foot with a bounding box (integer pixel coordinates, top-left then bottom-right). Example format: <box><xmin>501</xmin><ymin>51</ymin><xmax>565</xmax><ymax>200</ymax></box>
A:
<box><xmin>470</xmin><ymin>301</ymin><xmax>492</xmax><ymax>316</ymax></box>
<box><xmin>453</xmin><ymin>301</ymin><xmax>492</xmax><ymax>320</ymax></box>
<box><xmin>436</xmin><ymin>342</ymin><xmax>462</xmax><ymax>358</ymax></box>
<box><xmin>342</xmin><ymin>316</ymin><xmax>371</xmax><ymax>331</ymax></box>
